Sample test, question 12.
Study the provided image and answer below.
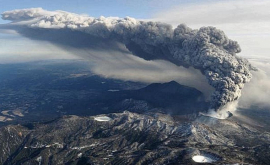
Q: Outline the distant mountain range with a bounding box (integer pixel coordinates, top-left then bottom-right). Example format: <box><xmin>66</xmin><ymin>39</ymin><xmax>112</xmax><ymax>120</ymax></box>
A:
<box><xmin>0</xmin><ymin>60</ymin><xmax>208</xmax><ymax>127</ymax></box>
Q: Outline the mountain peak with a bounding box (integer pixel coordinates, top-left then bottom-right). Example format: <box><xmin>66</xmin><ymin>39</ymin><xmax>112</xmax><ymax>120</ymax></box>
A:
<box><xmin>142</xmin><ymin>80</ymin><xmax>202</xmax><ymax>95</ymax></box>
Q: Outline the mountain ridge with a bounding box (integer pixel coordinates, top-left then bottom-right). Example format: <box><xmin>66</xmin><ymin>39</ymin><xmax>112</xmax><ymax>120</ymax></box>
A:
<box><xmin>0</xmin><ymin>111</ymin><xmax>269</xmax><ymax>164</ymax></box>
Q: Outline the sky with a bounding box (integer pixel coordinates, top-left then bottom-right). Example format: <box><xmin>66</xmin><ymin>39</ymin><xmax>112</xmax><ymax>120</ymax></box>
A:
<box><xmin>152</xmin><ymin>0</ymin><xmax>270</xmax><ymax>59</ymax></box>
<box><xmin>0</xmin><ymin>0</ymin><xmax>196</xmax><ymax>62</ymax></box>
<box><xmin>0</xmin><ymin>0</ymin><xmax>269</xmax><ymax>62</ymax></box>
<box><xmin>0</xmin><ymin>0</ymin><xmax>200</xmax><ymax>23</ymax></box>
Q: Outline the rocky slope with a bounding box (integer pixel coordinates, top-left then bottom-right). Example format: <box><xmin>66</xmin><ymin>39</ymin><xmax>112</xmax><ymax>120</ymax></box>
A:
<box><xmin>0</xmin><ymin>111</ymin><xmax>269</xmax><ymax>165</ymax></box>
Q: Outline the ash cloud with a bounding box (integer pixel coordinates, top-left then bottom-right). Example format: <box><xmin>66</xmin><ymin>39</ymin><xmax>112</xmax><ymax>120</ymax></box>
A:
<box><xmin>1</xmin><ymin>8</ymin><xmax>255</xmax><ymax>111</ymax></box>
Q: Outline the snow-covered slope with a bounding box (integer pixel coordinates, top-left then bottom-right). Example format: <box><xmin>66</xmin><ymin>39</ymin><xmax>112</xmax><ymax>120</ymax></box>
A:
<box><xmin>0</xmin><ymin>111</ymin><xmax>269</xmax><ymax>164</ymax></box>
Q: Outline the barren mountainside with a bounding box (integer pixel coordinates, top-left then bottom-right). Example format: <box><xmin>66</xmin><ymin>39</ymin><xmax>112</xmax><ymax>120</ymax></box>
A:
<box><xmin>0</xmin><ymin>111</ymin><xmax>269</xmax><ymax>165</ymax></box>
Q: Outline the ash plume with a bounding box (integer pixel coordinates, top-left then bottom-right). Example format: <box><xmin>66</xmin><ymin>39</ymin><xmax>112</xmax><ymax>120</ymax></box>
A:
<box><xmin>1</xmin><ymin>8</ymin><xmax>256</xmax><ymax>111</ymax></box>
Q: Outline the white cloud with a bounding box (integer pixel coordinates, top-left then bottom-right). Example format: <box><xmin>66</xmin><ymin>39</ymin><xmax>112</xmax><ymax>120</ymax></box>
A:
<box><xmin>239</xmin><ymin>59</ymin><xmax>270</xmax><ymax>109</ymax></box>
<box><xmin>152</xmin><ymin>0</ymin><xmax>270</xmax><ymax>58</ymax></box>
<box><xmin>153</xmin><ymin>0</ymin><xmax>270</xmax><ymax>26</ymax></box>
<box><xmin>0</xmin><ymin>32</ymin><xmax>78</xmax><ymax>63</ymax></box>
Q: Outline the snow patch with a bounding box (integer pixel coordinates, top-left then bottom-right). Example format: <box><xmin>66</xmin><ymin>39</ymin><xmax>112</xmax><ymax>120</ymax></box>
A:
<box><xmin>94</xmin><ymin>116</ymin><xmax>112</xmax><ymax>122</ymax></box>
<box><xmin>192</xmin><ymin>155</ymin><xmax>216</xmax><ymax>163</ymax></box>
<box><xmin>36</xmin><ymin>156</ymin><xmax>42</xmax><ymax>165</ymax></box>
<box><xmin>70</xmin><ymin>143</ymin><xmax>98</xmax><ymax>150</ymax></box>
<box><xmin>77</xmin><ymin>153</ymin><xmax>82</xmax><ymax>158</ymax></box>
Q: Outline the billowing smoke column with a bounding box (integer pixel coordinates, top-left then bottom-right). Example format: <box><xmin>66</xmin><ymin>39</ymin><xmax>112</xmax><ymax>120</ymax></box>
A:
<box><xmin>1</xmin><ymin>8</ymin><xmax>256</xmax><ymax>111</ymax></box>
